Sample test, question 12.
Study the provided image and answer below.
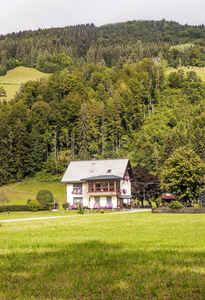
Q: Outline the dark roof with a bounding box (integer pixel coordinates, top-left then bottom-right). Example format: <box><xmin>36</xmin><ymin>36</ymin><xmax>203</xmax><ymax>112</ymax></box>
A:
<box><xmin>80</xmin><ymin>175</ymin><xmax>123</xmax><ymax>181</ymax></box>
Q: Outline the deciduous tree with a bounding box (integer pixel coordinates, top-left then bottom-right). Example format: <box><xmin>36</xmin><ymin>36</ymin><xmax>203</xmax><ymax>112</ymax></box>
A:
<box><xmin>161</xmin><ymin>147</ymin><xmax>205</xmax><ymax>203</ymax></box>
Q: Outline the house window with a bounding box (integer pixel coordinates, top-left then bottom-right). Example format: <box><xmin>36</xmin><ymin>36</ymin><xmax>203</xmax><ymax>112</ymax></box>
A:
<box><xmin>102</xmin><ymin>181</ymin><xmax>108</xmax><ymax>192</ymax></box>
<box><xmin>106</xmin><ymin>196</ymin><xmax>112</xmax><ymax>204</ymax></box>
<box><xmin>95</xmin><ymin>196</ymin><xmax>100</xmax><ymax>203</ymax></box>
<box><xmin>88</xmin><ymin>180</ymin><xmax>118</xmax><ymax>192</ymax></box>
<box><xmin>73</xmin><ymin>197</ymin><xmax>83</xmax><ymax>204</ymax></box>
<box><xmin>73</xmin><ymin>183</ymin><xmax>82</xmax><ymax>191</ymax></box>
<box><xmin>88</xmin><ymin>182</ymin><xmax>94</xmax><ymax>192</ymax></box>
<box><xmin>95</xmin><ymin>182</ymin><xmax>101</xmax><ymax>192</ymax></box>
<box><xmin>110</xmin><ymin>181</ymin><xmax>114</xmax><ymax>191</ymax></box>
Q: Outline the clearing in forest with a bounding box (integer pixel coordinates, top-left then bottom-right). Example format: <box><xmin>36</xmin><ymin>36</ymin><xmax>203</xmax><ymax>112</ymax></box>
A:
<box><xmin>0</xmin><ymin>66</ymin><xmax>50</xmax><ymax>101</ymax></box>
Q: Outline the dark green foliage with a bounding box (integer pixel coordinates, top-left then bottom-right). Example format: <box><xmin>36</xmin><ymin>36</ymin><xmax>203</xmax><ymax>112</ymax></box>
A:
<box><xmin>198</xmin><ymin>190</ymin><xmax>205</xmax><ymax>207</ymax></box>
<box><xmin>0</xmin><ymin>205</ymin><xmax>30</xmax><ymax>212</ymax></box>
<box><xmin>161</xmin><ymin>147</ymin><xmax>205</xmax><ymax>203</ymax></box>
<box><xmin>169</xmin><ymin>201</ymin><xmax>184</xmax><ymax>210</ymax></box>
<box><xmin>77</xmin><ymin>202</ymin><xmax>83</xmax><ymax>214</ymax></box>
<box><xmin>1</xmin><ymin>58</ymin><xmax>205</xmax><ymax>185</ymax></box>
<box><xmin>0</xmin><ymin>65</ymin><xmax>6</xmax><ymax>76</ymax></box>
<box><xmin>2</xmin><ymin>22</ymin><xmax>205</xmax><ymax>185</ymax></box>
<box><xmin>1</xmin><ymin>20</ymin><xmax>205</xmax><ymax>73</ymax></box>
<box><xmin>131</xmin><ymin>164</ymin><xmax>161</xmax><ymax>206</ymax></box>
<box><xmin>36</xmin><ymin>190</ymin><xmax>54</xmax><ymax>209</ymax></box>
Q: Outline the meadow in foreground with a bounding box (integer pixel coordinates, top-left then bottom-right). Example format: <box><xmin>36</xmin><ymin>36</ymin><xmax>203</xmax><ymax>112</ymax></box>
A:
<box><xmin>0</xmin><ymin>212</ymin><xmax>205</xmax><ymax>299</ymax></box>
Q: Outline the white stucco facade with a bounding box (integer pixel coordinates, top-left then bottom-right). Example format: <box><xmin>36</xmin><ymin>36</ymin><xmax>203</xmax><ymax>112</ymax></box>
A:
<box><xmin>64</xmin><ymin>178</ymin><xmax>131</xmax><ymax>209</ymax></box>
<box><xmin>61</xmin><ymin>159</ymin><xmax>134</xmax><ymax>209</ymax></box>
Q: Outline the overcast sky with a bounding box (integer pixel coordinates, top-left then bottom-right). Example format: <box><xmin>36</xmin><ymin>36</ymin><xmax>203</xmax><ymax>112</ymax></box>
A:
<box><xmin>1</xmin><ymin>0</ymin><xmax>205</xmax><ymax>35</ymax></box>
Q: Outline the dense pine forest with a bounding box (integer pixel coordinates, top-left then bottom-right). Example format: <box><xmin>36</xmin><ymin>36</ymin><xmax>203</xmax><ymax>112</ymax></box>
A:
<box><xmin>1</xmin><ymin>20</ymin><xmax>205</xmax><ymax>186</ymax></box>
<box><xmin>1</xmin><ymin>19</ymin><xmax>205</xmax><ymax>74</ymax></box>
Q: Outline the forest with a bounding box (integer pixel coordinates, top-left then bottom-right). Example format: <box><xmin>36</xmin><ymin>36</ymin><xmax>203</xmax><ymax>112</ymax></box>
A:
<box><xmin>1</xmin><ymin>20</ymin><xmax>205</xmax><ymax>74</ymax></box>
<box><xmin>1</xmin><ymin>20</ymin><xmax>205</xmax><ymax>190</ymax></box>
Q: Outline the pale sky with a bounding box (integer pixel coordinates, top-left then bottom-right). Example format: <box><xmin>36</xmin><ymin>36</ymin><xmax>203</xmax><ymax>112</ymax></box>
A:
<box><xmin>0</xmin><ymin>0</ymin><xmax>205</xmax><ymax>35</ymax></box>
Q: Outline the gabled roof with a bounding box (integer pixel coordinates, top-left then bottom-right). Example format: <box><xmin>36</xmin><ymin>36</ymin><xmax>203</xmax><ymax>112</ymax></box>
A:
<box><xmin>61</xmin><ymin>158</ymin><xmax>132</xmax><ymax>183</ymax></box>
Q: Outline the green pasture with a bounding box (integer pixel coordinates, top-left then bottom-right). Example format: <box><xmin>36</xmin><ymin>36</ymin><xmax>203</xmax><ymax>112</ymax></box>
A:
<box><xmin>166</xmin><ymin>66</ymin><xmax>205</xmax><ymax>81</ymax></box>
<box><xmin>0</xmin><ymin>212</ymin><xmax>205</xmax><ymax>299</ymax></box>
<box><xmin>0</xmin><ymin>181</ymin><xmax>66</xmax><ymax>206</ymax></box>
<box><xmin>0</xmin><ymin>66</ymin><xmax>50</xmax><ymax>101</ymax></box>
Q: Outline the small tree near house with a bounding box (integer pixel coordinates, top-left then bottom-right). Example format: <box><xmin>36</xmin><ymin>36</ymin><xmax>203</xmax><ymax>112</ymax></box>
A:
<box><xmin>78</xmin><ymin>202</ymin><xmax>83</xmax><ymax>214</ymax></box>
<box><xmin>36</xmin><ymin>190</ymin><xmax>54</xmax><ymax>209</ymax></box>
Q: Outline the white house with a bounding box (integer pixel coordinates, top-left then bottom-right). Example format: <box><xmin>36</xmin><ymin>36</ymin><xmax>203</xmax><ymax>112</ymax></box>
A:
<box><xmin>61</xmin><ymin>158</ymin><xmax>134</xmax><ymax>209</ymax></box>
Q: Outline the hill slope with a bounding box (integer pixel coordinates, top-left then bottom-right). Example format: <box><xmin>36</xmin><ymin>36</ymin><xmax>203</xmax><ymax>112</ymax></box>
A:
<box><xmin>0</xmin><ymin>66</ymin><xmax>50</xmax><ymax>100</ymax></box>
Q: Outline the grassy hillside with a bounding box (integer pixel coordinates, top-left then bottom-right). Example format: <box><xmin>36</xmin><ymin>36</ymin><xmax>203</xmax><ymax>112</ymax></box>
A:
<box><xmin>166</xmin><ymin>66</ymin><xmax>205</xmax><ymax>81</ymax></box>
<box><xmin>0</xmin><ymin>66</ymin><xmax>50</xmax><ymax>101</ymax></box>
<box><xmin>0</xmin><ymin>180</ymin><xmax>66</xmax><ymax>206</ymax></box>
<box><xmin>0</xmin><ymin>213</ymin><xmax>205</xmax><ymax>299</ymax></box>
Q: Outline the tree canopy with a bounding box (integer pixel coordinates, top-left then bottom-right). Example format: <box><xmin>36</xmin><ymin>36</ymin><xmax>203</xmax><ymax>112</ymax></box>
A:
<box><xmin>160</xmin><ymin>147</ymin><xmax>205</xmax><ymax>202</ymax></box>
<box><xmin>1</xmin><ymin>22</ymin><xmax>205</xmax><ymax>187</ymax></box>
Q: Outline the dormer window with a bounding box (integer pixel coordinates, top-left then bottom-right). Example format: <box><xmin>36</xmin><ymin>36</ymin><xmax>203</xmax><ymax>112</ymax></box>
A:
<box><xmin>107</xmin><ymin>169</ymin><xmax>112</xmax><ymax>173</ymax></box>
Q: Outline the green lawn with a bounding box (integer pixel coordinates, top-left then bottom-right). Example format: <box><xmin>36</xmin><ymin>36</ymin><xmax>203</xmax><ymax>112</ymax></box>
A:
<box><xmin>0</xmin><ymin>212</ymin><xmax>205</xmax><ymax>299</ymax></box>
<box><xmin>0</xmin><ymin>66</ymin><xmax>50</xmax><ymax>101</ymax></box>
<box><xmin>0</xmin><ymin>180</ymin><xmax>66</xmax><ymax>206</ymax></box>
<box><xmin>166</xmin><ymin>66</ymin><xmax>205</xmax><ymax>81</ymax></box>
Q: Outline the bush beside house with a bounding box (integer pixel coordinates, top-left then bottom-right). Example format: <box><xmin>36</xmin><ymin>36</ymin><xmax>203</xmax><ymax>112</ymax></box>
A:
<box><xmin>36</xmin><ymin>190</ymin><xmax>54</xmax><ymax>210</ymax></box>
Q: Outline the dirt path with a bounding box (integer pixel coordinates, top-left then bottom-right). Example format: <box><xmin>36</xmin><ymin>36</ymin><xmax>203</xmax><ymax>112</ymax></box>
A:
<box><xmin>0</xmin><ymin>209</ymin><xmax>151</xmax><ymax>223</ymax></box>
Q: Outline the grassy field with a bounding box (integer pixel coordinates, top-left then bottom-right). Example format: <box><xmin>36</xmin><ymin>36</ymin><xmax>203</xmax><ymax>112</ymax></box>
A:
<box><xmin>166</xmin><ymin>66</ymin><xmax>205</xmax><ymax>81</ymax></box>
<box><xmin>0</xmin><ymin>66</ymin><xmax>50</xmax><ymax>100</ymax></box>
<box><xmin>0</xmin><ymin>212</ymin><xmax>205</xmax><ymax>299</ymax></box>
<box><xmin>0</xmin><ymin>180</ymin><xmax>66</xmax><ymax>206</ymax></box>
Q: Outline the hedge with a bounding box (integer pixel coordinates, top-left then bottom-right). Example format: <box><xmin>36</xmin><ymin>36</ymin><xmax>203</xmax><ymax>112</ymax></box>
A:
<box><xmin>0</xmin><ymin>205</ymin><xmax>51</xmax><ymax>213</ymax></box>
<box><xmin>0</xmin><ymin>205</ymin><xmax>31</xmax><ymax>212</ymax></box>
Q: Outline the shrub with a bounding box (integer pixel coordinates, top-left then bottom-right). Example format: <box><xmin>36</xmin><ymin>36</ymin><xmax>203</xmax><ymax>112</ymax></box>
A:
<box><xmin>62</xmin><ymin>202</ymin><xmax>71</xmax><ymax>210</ymax></box>
<box><xmin>77</xmin><ymin>203</ymin><xmax>84</xmax><ymax>214</ymax></box>
<box><xmin>169</xmin><ymin>201</ymin><xmax>184</xmax><ymax>210</ymax></box>
<box><xmin>36</xmin><ymin>190</ymin><xmax>54</xmax><ymax>209</ymax></box>
<box><xmin>29</xmin><ymin>199</ymin><xmax>40</xmax><ymax>212</ymax></box>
